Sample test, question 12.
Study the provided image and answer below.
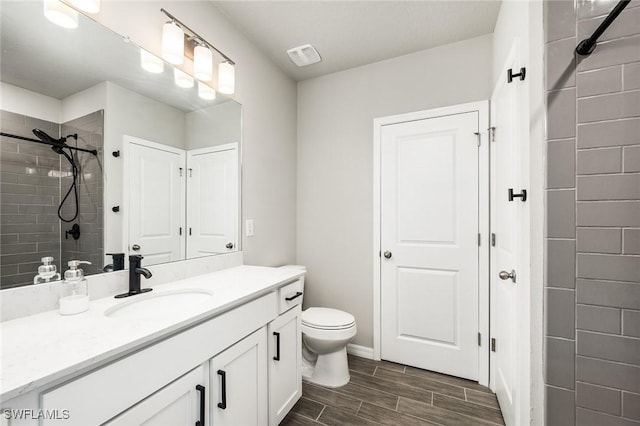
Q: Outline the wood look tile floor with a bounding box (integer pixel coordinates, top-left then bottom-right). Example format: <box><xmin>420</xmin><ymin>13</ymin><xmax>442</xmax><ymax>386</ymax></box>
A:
<box><xmin>281</xmin><ymin>355</ymin><xmax>505</xmax><ymax>426</ymax></box>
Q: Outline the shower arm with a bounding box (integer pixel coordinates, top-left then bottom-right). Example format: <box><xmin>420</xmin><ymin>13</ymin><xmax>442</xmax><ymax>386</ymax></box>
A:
<box><xmin>576</xmin><ymin>0</ymin><xmax>631</xmax><ymax>56</ymax></box>
<box><xmin>0</xmin><ymin>132</ymin><xmax>98</xmax><ymax>156</ymax></box>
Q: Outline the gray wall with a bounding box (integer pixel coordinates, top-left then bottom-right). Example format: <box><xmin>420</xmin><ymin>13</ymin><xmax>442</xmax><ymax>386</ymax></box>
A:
<box><xmin>544</xmin><ymin>2</ymin><xmax>640</xmax><ymax>424</ymax></box>
<box><xmin>297</xmin><ymin>34</ymin><xmax>493</xmax><ymax>347</ymax></box>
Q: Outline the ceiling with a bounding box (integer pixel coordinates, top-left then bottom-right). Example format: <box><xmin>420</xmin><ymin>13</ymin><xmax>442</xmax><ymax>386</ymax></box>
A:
<box><xmin>211</xmin><ymin>1</ymin><xmax>502</xmax><ymax>81</ymax></box>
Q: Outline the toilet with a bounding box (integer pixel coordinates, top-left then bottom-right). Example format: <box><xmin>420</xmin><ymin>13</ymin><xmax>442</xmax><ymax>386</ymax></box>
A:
<box><xmin>278</xmin><ymin>265</ymin><xmax>357</xmax><ymax>388</ymax></box>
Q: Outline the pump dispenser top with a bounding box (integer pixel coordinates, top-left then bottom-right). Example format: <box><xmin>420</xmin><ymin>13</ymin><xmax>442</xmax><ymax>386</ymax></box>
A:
<box><xmin>34</xmin><ymin>256</ymin><xmax>61</xmax><ymax>284</ymax></box>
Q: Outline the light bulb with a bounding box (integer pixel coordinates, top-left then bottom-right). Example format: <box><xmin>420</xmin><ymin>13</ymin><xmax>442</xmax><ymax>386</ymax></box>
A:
<box><xmin>68</xmin><ymin>0</ymin><xmax>100</xmax><ymax>14</ymax></box>
<box><xmin>162</xmin><ymin>21</ymin><xmax>184</xmax><ymax>65</ymax></box>
<box><xmin>198</xmin><ymin>82</ymin><xmax>216</xmax><ymax>100</ymax></box>
<box><xmin>140</xmin><ymin>49</ymin><xmax>164</xmax><ymax>74</ymax></box>
<box><xmin>218</xmin><ymin>61</ymin><xmax>235</xmax><ymax>95</ymax></box>
<box><xmin>43</xmin><ymin>0</ymin><xmax>78</xmax><ymax>29</ymax></box>
<box><xmin>194</xmin><ymin>44</ymin><xmax>213</xmax><ymax>81</ymax></box>
<box><xmin>174</xmin><ymin>68</ymin><xmax>194</xmax><ymax>88</ymax></box>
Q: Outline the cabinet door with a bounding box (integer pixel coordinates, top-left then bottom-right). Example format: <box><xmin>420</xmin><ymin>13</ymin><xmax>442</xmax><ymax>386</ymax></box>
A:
<box><xmin>268</xmin><ymin>305</ymin><xmax>302</xmax><ymax>426</ymax></box>
<box><xmin>104</xmin><ymin>366</ymin><xmax>206</xmax><ymax>426</ymax></box>
<box><xmin>210</xmin><ymin>327</ymin><xmax>268</xmax><ymax>426</ymax></box>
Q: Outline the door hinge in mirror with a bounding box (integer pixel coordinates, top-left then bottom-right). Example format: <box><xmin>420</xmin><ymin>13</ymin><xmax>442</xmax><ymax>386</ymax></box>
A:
<box><xmin>478</xmin><ymin>333</ymin><xmax>481</xmax><ymax>346</ymax></box>
<box><xmin>491</xmin><ymin>338</ymin><xmax>496</xmax><ymax>352</ymax></box>
<box><xmin>491</xmin><ymin>233</ymin><xmax>496</xmax><ymax>247</ymax></box>
<box><xmin>474</xmin><ymin>132</ymin><xmax>481</xmax><ymax>147</ymax></box>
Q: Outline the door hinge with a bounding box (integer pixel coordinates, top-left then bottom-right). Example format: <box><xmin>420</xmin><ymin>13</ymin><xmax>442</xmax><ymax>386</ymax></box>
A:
<box><xmin>189</xmin><ymin>228</ymin><xmax>192</xmax><ymax>236</ymax></box>
<box><xmin>491</xmin><ymin>233</ymin><xmax>496</xmax><ymax>247</ymax></box>
<box><xmin>478</xmin><ymin>233</ymin><xmax>481</xmax><ymax>247</ymax></box>
<box><xmin>474</xmin><ymin>132</ymin><xmax>481</xmax><ymax>147</ymax></box>
<box><xmin>491</xmin><ymin>338</ymin><xmax>496</xmax><ymax>352</ymax></box>
<box><xmin>179</xmin><ymin>227</ymin><xmax>182</xmax><ymax>236</ymax></box>
<box><xmin>179</xmin><ymin>167</ymin><xmax>183</xmax><ymax>177</ymax></box>
<box><xmin>478</xmin><ymin>332</ymin><xmax>481</xmax><ymax>346</ymax></box>
<box><xmin>488</xmin><ymin>127</ymin><xmax>496</xmax><ymax>142</ymax></box>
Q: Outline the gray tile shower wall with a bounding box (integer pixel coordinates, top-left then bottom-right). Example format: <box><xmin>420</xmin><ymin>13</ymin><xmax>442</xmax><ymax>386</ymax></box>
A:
<box><xmin>544</xmin><ymin>1</ymin><xmax>640</xmax><ymax>425</ymax></box>
<box><xmin>1</xmin><ymin>111</ymin><xmax>62</xmax><ymax>289</ymax></box>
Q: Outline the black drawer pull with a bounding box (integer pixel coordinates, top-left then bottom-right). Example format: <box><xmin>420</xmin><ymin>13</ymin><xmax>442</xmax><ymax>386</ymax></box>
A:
<box><xmin>195</xmin><ymin>384</ymin><xmax>205</xmax><ymax>426</ymax></box>
<box><xmin>273</xmin><ymin>332</ymin><xmax>281</xmax><ymax>361</ymax></box>
<box><xmin>217</xmin><ymin>369</ymin><xmax>227</xmax><ymax>409</ymax></box>
<box><xmin>285</xmin><ymin>291</ymin><xmax>303</xmax><ymax>301</ymax></box>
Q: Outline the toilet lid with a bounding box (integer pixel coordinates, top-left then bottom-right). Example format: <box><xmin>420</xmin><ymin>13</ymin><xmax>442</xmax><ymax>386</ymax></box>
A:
<box><xmin>302</xmin><ymin>307</ymin><xmax>355</xmax><ymax>329</ymax></box>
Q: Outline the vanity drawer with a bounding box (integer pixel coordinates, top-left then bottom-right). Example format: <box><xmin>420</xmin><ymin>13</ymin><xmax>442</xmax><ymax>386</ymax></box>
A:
<box><xmin>278</xmin><ymin>279</ymin><xmax>303</xmax><ymax>313</ymax></box>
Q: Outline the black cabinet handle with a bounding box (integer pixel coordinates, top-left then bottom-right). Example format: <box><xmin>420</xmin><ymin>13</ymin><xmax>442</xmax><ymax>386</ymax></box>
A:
<box><xmin>273</xmin><ymin>332</ymin><xmax>281</xmax><ymax>361</ymax></box>
<box><xmin>285</xmin><ymin>291</ymin><xmax>303</xmax><ymax>301</ymax></box>
<box><xmin>195</xmin><ymin>385</ymin><xmax>205</xmax><ymax>426</ymax></box>
<box><xmin>217</xmin><ymin>369</ymin><xmax>227</xmax><ymax>409</ymax></box>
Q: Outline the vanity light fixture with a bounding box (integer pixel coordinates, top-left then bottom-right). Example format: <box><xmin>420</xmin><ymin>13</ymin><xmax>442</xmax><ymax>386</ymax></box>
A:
<box><xmin>198</xmin><ymin>82</ymin><xmax>217</xmax><ymax>100</ymax></box>
<box><xmin>44</xmin><ymin>0</ymin><xmax>78</xmax><ymax>29</ymax></box>
<box><xmin>140</xmin><ymin>49</ymin><xmax>164</xmax><ymax>74</ymax></box>
<box><xmin>68</xmin><ymin>0</ymin><xmax>100</xmax><ymax>14</ymax></box>
<box><xmin>160</xmin><ymin>8</ymin><xmax>236</xmax><ymax>94</ymax></box>
<box><xmin>162</xmin><ymin>20</ymin><xmax>184</xmax><ymax>65</ymax></box>
<box><xmin>174</xmin><ymin>68</ymin><xmax>194</xmax><ymax>88</ymax></box>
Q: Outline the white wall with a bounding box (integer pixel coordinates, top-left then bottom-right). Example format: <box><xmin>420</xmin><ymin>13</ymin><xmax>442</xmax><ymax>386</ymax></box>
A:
<box><xmin>186</xmin><ymin>101</ymin><xmax>241</xmax><ymax>150</ymax></box>
<box><xmin>94</xmin><ymin>1</ymin><xmax>298</xmax><ymax>266</ymax></box>
<box><xmin>492</xmin><ymin>1</ymin><xmax>545</xmax><ymax>424</ymax></box>
<box><xmin>297</xmin><ymin>34</ymin><xmax>493</xmax><ymax>348</ymax></box>
<box><xmin>0</xmin><ymin>82</ymin><xmax>61</xmax><ymax>123</ymax></box>
<box><xmin>61</xmin><ymin>82</ymin><xmax>107</xmax><ymax>123</ymax></box>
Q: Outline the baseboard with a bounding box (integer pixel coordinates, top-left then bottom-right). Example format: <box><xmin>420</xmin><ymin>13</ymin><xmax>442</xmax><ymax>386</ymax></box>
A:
<box><xmin>346</xmin><ymin>344</ymin><xmax>374</xmax><ymax>359</ymax></box>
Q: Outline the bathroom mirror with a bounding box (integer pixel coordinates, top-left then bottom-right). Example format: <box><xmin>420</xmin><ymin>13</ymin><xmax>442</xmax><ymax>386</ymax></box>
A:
<box><xmin>0</xmin><ymin>2</ymin><xmax>242</xmax><ymax>289</ymax></box>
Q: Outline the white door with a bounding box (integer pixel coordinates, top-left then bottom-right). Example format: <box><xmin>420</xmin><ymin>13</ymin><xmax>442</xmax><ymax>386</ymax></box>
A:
<box><xmin>187</xmin><ymin>143</ymin><xmax>239</xmax><ymax>258</ymax></box>
<box><xmin>104</xmin><ymin>366</ymin><xmax>205</xmax><ymax>426</ymax></box>
<box><xmin>490</xmin><ymin>44</ymin><xmax>525</xmax><ymax>426</ymax></box>
<box><xmin>127</xmin><ymin>137</ymin><xmax>185</xmax><ymax>266</ymax></box>
<box><xmin>210</xmin><ymin>327</ymin><xmax>268</xmax><ymax>426</ymax></box>
<box><xmin>380</xmin><ymin>111</ymin><xmax>480</xmax><ymax>380</ymax></box>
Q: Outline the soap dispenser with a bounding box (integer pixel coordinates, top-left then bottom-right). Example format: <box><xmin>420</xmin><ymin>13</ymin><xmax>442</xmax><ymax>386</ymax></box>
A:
<box><xmin>59</xmin><ymin>260</ymin><xmax>91</xmax><ymax>315</ymax></box>
<box><xmin>34</xmin><ymin>256</ymin><xmax>61</xmax><ymax>284</ymax></box>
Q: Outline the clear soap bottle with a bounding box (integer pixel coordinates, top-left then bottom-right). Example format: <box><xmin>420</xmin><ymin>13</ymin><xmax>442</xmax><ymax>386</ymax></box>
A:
<box><xmin>59</xmin><ymin>260</ymin><xmax>91</xmax><ymax>315</ymax></box>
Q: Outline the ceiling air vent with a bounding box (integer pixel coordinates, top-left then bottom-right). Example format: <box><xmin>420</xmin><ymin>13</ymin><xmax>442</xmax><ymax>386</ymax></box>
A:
<box><xmin>286</xmin><ymin>44</ymin><xmax>321</xmax><ymax>67</ymax></box>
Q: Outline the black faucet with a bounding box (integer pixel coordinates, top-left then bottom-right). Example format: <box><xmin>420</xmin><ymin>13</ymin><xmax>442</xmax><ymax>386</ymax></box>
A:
<box><xmin>114</xmin><ymin>255</ymin><xmax>153</xmax><ymax>298</ymax></box>
<box><xmin>103</xmin><ymin>252</ymin><xmax>125</xmax><ymax>272</ymax></box>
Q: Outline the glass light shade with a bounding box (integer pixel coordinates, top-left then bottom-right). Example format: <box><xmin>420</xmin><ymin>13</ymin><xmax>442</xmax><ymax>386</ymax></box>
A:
<box><xmin>193</xmin><ymin>45</ymin><xmax>213</xmax><ymax>81</ymax></box>
<box><xmin>140</xmin><ymin>49</ymin><xmax>164</xmax><ymax>74</ymax></box>
<box><xmin>68</xmin><ymin>0</ymin><xmax>100</xmax><ymax>14</ymax></box>
<box><xmin>218</xmin><ymin>61</ymin><xmax>235</xmax><ymax>94</ymax></box>
<box><xmin>43</xmin><ymin>0</ymin><xmax>78</xmax><ymax>29</ymax></box>
<box><xmin>174</xmin><ymin>68</ymin><xmax>194</xmax><ymax>88</ymax></box>
<box><xmin>198</xmin><ymin>82</ymin><xmax>216</xmax><ymax>100</ymax></box>
<box><xmin>162</xmin><ymin>21</ymin><xmax>184</xmax><ymax>65</ymax></box>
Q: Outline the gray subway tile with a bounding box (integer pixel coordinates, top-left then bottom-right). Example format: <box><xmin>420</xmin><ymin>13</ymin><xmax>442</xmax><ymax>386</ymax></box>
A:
<box><xmin>577</xmin><ymin>228</ymin><xmax>622</xmax><ymax>254</ymax></box>
<box><xmin>578</xmin><ymin>253</ymin><xmax>640</xmax><ymax>282</ymax></box>
<box><xmin>577</xmin><ymin>147</ymin><xmax>622</xmax><ymax>175</ymax></box>
<box><xmin>546</xmin><ymin>38</ymin><xmax>576</xmax><ymax>90</ymax></box>
<box><xmin>623</xmin><ymin>229</ymin><xmax>640</xmax><ymax>255</ymax></box>
<box><xmin>545</xmin><ymin>0</ymin><xmax>576</xmax><ymax>42</ymax></box>
<box><xmin>578</xmin><ymin>279</ymin><xmax>640</xmax><ymax>310</ymax></box>
<box><xmin>577</xmin><ymin>355</ymin><xmax>640</xmax><ymax>393</ymax></box>
<box><xmin>577</xmin><ymin>36</ymin><xmax>640</xmax><ymax>72</ymax></box>
<box><xmin>577</xmin><ymin>330</ymin><xmax>640</xmax><ymax>365</ymax></box>
<box><xmin>577</xmin><ymin>304</ymin><xmax>622</xmax><ymax>334</ymax></box>
<box><xmin>547</xmin><ymin>139</ymin><xmax>576</xmax><ymax>189</ymax></box>
<box><xmin>547</xmin><ymin>190</ymin><xmax>576</xmax><ymax>238</ymax></box>
<box><xmin>624</xmin><ymin>62</ymin><xmax>640</xmax><ymax>91</ymax></box>
<box><xmin>624</xmin><ymin>146</ymin><xmax>640</xmax><ymax>172</ymax></box>
<box><xmin>546</xmin><ymin>239</ymin><xmax>576</xmax><ymax>288</ymax></box>
<box><xmin>578</xmin><ymin>201</ymin><xmax>640</xmax><ymax>227</ymax></box>
<box><xmin>546</xmin><ymin>337</ymin><xmax>576</xmax><ymax>389</ymax></box>
<box><xmin>578</xmin><ymin>6</ymin><xmax>640</xmax><ymax>42</ymax></box>
<box><xmin>545</xmin><ymin>386</ymin><xmax>575</xmax><ymax>426</ymax></box>
<box><xmin>623</xmin><ymin>392</ymin><xmax>640</xmax><ymax>421</ymax></box>
<box><xmin>546</xmin><ymin>288</ymin><xmax>576</xmax><ymax>338</ymax></box>
<box><xmin>578</xmin><ymin>175</ymin><xmax>640</xmax><ymax>201</ymax></box>
<box><xmin>577</xmin><ymin>118</ymin><xmax>640</xmax><ymax>149</ymax></box>
<box><xmin>0</xmin><ymin>243</ymin><xmax>37</xmax><ymax>255</ymax></box>
<box><xmin>622</xmin><ymin>310</ymin><xmax>640</xmax><ymax>338</ymax></box>
<box><xmin>576</xmin><ymin>381</ymin><xmax>622</xmax><ymax>416</ymax></box>
<box><xmin>548</xmin><ymin>89</ymin><xmax>577</xmax><ymax>139</ymax></box>
<box><xmin>577</xmin><ymin>66</ymin><xmax>623</xmax><ymax>97</ymax></box>
<box><xmin>576</xmin><ymin>407</ymin><xmax>640</xmax><ymax>426</ymax></box>
<box><xmin>578</xmin><ymin>91</ymin><xmax>640</xmax><ymax>123</ymax></box>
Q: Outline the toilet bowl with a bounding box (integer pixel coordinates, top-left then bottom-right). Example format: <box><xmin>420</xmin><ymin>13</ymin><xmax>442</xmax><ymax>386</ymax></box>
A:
<box><xmin>301</xmin><ymin>307</ymin><xmax>357</xmax><ymax>388</ymax></box>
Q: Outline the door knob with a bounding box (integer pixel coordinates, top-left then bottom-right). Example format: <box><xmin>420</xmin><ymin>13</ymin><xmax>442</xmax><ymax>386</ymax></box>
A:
<box><xmin>225</xmin><ymin>242</ymin><xmax>234</xmax><ymax>249</ymax></box>
<box><xmin>499</xmin><ymin>269</ymin><xmax>516</xmax><ymax>283</ymax></box>
<box><xmin>132</xmin><ymin>244</ymin><xmax>141</xmax><ymax>251</ymax></box>
<box><xmin>383</xmin><ymin>251</ymin><xmax>392</xmax><ymax>259</ymax></box>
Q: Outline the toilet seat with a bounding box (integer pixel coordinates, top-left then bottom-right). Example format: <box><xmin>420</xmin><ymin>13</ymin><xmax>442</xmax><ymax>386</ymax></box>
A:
<box><xmin>302</xmin><ymin>307</ymin><xmax>355</xmax><ymax>330</ymax></box>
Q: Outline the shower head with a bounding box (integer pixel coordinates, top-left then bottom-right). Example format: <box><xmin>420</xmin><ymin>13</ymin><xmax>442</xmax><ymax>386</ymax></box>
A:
<box><xmin>33</xmin><ymin>129</ymin><xmax>67</xmax><ymax>154</ymax></box>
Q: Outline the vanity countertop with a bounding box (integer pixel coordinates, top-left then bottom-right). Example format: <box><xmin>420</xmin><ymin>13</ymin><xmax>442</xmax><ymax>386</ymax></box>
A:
<box><xmin>0</xmin><ymin>265</ymin><xmax>304</xmax><ymax>402</ymax></box>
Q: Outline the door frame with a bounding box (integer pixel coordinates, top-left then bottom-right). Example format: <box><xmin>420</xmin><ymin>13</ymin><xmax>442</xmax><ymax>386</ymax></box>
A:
<box><xmin>373</xmin><ymin>101</ymin><xmax>490</xmax><ymax>386</ymax></box>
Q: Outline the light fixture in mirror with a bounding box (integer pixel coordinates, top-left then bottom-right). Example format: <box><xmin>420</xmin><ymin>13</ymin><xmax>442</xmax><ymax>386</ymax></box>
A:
<box><xmin>43</xmin><ymin>0</ymin><xmax>78</xmax><ymax>29</ymax></box>
<box><xmin>218</xmin><ymin>61</ymin><xmax>235</xmax><ymax>94</ymax></box>
<box><xmin>162</xmin><ymin>21</ymin><xmax>184</xmax><ymax>65</ymax></box>
<box><xmin>68</xmin><ymin>0</ymin><xmax>100</xmax><ymax>14</ymax></box>
<box><xmin>140</xmin><ymin>49</ymin><xmax>164</xmax><ymax>74</ymax></box>
<box><xmin>198</xmin><ymin>82</ymin><xmax>216</xmax><ymax>100</ymax></box>
<box><xmin>174</xmin><ymin>68</ymin><xmax>194</xmax><ymax>88</ymax></box>
<box><xmin>194</xmin><ymin>44</ymin><xmax>213</xmax><ymax>81</ymax></box>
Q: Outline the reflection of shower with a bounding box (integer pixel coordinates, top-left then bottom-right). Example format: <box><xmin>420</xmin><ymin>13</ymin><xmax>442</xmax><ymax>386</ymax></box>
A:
<box><xmin>32</xmin><ymin>129</ymin><xmax>82</xmax><ymax>222</ymax></box>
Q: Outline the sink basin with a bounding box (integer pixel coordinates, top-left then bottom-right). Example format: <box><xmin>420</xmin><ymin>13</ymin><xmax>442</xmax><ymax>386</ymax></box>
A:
<box><xmin>105</xmin><ymin>288</ymin><xmax>214</xmax><ymax>319</ymax></box>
